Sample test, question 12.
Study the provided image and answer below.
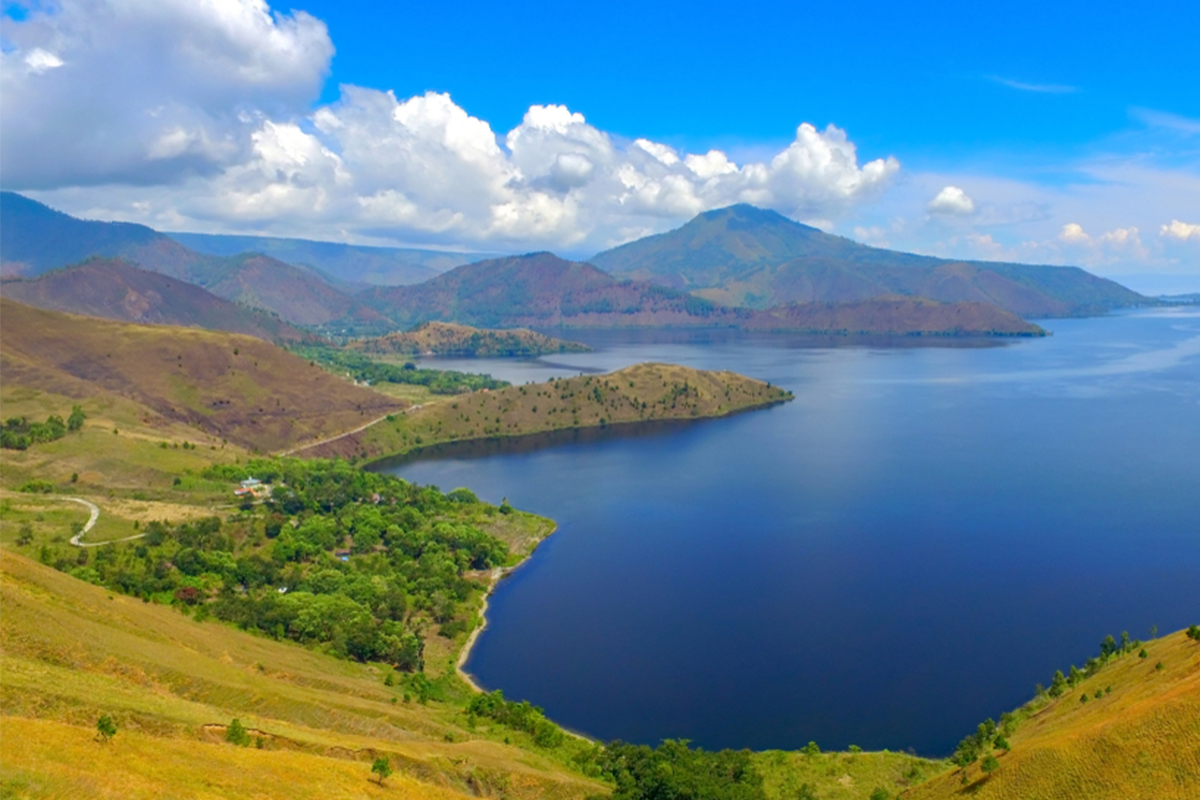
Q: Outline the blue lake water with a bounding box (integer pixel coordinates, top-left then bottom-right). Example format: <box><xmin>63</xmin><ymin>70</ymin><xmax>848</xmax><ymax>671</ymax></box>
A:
<box><xmin>377</xmin><ymin>308</ymin><xmax>1200</xmax><ymax>756</ymax></box>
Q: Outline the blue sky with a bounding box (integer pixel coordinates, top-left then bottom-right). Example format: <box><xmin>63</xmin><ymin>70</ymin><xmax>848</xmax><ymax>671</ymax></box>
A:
<box><xmin>2</xmin><ymin>0</ymin><xmax>1198</xmax><ymax>286</ymax></box>
<box><xmin>301</xmin><ymin>0</ymin><xmax>1196</xmax><ymax>158</ymax></box>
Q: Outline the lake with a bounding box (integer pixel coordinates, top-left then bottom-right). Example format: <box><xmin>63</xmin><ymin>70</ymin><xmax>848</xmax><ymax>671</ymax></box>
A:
<box><xmin>376</xmin><ymin>308</ymin><xmax>1200</xmax><ymax>756</ymax></box>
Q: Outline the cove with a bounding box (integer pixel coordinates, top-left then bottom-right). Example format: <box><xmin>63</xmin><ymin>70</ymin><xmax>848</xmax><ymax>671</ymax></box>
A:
<box><xmin>377</xmin><ymin>308</ymin><xmax>1200</xmax><ymax>755</ymax></box>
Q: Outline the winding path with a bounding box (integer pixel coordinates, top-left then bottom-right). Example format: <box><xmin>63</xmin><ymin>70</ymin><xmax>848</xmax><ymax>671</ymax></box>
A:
<box><xmin>64</xmin><ymin>497</ymin><xmax>145</xmax><ymax>548</ymax></box>
<box><xmin>276</xmin><ymin>405</ymin><xmax>424</xmax><ymax>457</ymax></box>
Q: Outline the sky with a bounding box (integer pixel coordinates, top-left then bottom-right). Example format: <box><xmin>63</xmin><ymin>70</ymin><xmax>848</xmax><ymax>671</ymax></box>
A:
<box><xmin>2</xmin><ymin>0</ymin><xmax>1198</xmax><ymax>288</ymax></box>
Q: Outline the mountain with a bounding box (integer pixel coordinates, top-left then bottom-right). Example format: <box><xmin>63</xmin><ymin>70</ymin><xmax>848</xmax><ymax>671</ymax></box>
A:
<box><xmin>0</xmin><ymin>258</ymin><xmax>308</xmax><ymax>342</ymax></box>
<box><xmin>590</xmin><ymin>204</ymin><xmax>1148</xmax><ymax>317</ymax></box>
<box><xmin>350</xmin><ymin>321</ymin><xmax>591</xmax><ymax>357</ymax></box>
<box><xmin>357</xmin><ymin>251</ymin><xmax>735</xmax><ymax>329</ymax></box>
<box><xmin>0</xmin><ymin>298</ymin><xmax>401</xmax><ymax>452</ymax></box>
<box><xmin>358</xmin><ymin>252</ymin><xmax>1043</xmax><ymax>336</ymax></box>
<box><xmin>0</xmin><ymin>192</ymin><xmax>379</xmax><ymax>328</ymax></box>
<box><xmin>168</xmin><ymin>231</ymin><xmax>496</xmax><ymax>287</ymax></box>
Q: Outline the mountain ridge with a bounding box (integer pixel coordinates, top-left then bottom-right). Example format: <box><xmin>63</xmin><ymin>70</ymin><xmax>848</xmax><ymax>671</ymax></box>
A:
<box><xmin>591</xmin><ymin>204</ymin><xmax>1147</xmax><ymax>317</ymax></box>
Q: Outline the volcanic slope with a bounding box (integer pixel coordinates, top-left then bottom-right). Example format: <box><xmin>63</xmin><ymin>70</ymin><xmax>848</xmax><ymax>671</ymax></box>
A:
<box><xmin>590</xmin><ymin>204</ymin><xmax>1146</xmax><ymax>317</ymax></box>
<box><xmin>357</xmin><ymin>252</ymin><xmax>1041</xmax><ymax>335</ymax></box>
<box><xmin>0</xmin><ymin>299</ymin><xmax>401</xmax><ymax>452</ymax></box>
<box><xmin>350</xmin><ymin>321</ymin><xmax>591</xmax><ymax>357</ymax></box>
<box><xmin>0</xmin><ymin>552</ymin><xmax>605</xmax><ymax>800</ymax></box>
<box><xmin>910</xmin><ymin>630</ymin><xmax>1200</xmax><ymax>800</ymax></box>
<box><xmin>0</xmin><ymin>258</ymin><xmax>307</xmax><ymax>342</ymax></box>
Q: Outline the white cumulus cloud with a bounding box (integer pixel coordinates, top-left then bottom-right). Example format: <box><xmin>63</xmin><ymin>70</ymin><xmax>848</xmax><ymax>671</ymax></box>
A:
<box><xmin>1160</xmin><ymin>220</ymin><xmax>1200</xmax><ymax>241</ymax></box>
<box><xmin>2</xmin><ymin>0</ymin><xmax>900</xmax><ymax>251</ymax></box>
<box><xmin>0</xmin><ymin>0</ymin><xmax>333</xmax><ymax>188</ymax></box>
<box><xmin>928</xmin><ymin>185</ymin><xmax>976</xmax><ymax>215</ymax></box>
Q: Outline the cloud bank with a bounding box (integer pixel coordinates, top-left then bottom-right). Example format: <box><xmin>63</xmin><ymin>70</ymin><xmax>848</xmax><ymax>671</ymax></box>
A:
<box><xmin>0</xmin><ymin>0</ymin><xmax>898</xmax><ymax>251</ymax></box>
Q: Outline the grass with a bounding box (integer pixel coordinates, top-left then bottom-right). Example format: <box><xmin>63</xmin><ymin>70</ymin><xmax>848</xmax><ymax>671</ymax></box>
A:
<box><xmin>0</xmin><ymin>552</ymin><xmax>607</xmax><ymax>800</ymax></box>
<box><xmin>0</xmin><ymin>298</ymin><xmax>403</xmax><ymax>453</ymax></box>
<box><xmin>906</xmin><ymin>631</ymin><xmax>1200</xmax><ymax>800</ymax></box>
<box><xmin>298</xmin><ymin>362</ymin><xmax>793</xmax><ymax>461</ymax></box>
<box><xmin>756</xmin><ymin>748</ymin><xmax>944</xmax><ymax>800</ymax></box>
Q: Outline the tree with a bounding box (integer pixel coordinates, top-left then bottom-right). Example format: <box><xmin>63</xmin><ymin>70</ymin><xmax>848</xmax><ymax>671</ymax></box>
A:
<box><xmin>96</xmin><ymin>714</ymin><xmax>117</xmax><ymax>743</ymax></box>
<box><xmin>226</xmin><ymin>718</ymin><xmax>251</xmax><ymax>746</ymax></box>
<box><xmin>980</xmin><ymin>754</ymin><xmax>1000</xmax><ymax>774</ymax></box>
<box><xmin>371</xmin><ymin>756</ymin><xmax>392</xmax><ymax>786</ymax></box>
<box><xmin>869</xmin><ymin>789</ymin><xmax>891</xmax><ymax>800</ymax></box>
<box><xmin>803</xmin><ymin>741</ymin><xmax>820</xmax><ymax>756</ymax></box>
<box><xmin>68</xmin><ymin>405</ymin><xmax>86</xmax><ymax>432</ymax></box>
<box><xmin>993</xmin><ymin>735</ymin><xmax>1010</xmax><ymax>751</ymax></box>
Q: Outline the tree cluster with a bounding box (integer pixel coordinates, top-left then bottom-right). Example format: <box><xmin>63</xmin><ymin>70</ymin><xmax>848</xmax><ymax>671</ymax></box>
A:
<box><xmin>2</xmin><ymin>406</ymin><xmax>85</xmax><ymax>449</ymax></box>
<box><xmin>55</xmin><ymin>458</ymin><xmax>511</xmax><ymax>672</ymax></box>
<box><xmin>290</xmin><ymin>344</ymin><xmax>508</xmax><ymax>395</ymax></box>
<box><xmin>466</xmin><ymin>690</ymin><xmax>566</xmax><ymax>748</ymax></box>
<box><xmin>596</xmin><ymin>739</ymin><xmax>765</xmax><ymax>800</ymax></box>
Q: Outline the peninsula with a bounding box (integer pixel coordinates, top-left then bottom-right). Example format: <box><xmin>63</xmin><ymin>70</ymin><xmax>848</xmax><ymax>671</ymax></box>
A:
<box><xmin>290</xmin><ymin>362</ymin><xmax>793</xmax><ymax>461</ymax></box>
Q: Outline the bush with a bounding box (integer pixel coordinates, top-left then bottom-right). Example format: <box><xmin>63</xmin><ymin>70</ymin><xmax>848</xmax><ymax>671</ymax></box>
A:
<box><xmin>226</xmin><ymin>718</ymin><xmax>251</xmax><ymax>746</ymax></box>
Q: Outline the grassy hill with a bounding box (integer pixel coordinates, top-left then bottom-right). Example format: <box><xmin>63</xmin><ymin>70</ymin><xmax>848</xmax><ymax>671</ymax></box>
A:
<box><xmin>295</xmin><ymin>362</ymin><xmax>792</xmax><ymax>461</ymax></box>
<box><xmin>908</xmin><ymin>631</ymin><xmax>1200</xmax><ymax>800</ymax></box>
<box><xmin>350</xmin><ymin>322</ymin><xmax>591</xmax><ymax>358</ymax></box>
<box><xmin>0</xmin><ymin>551</ymin><xmax>603</xmax><ymax>800</ymax></box>
<box><xmin>0</xmin><ymin>299</ymin><xmax>402</xmax><ymax>453</ymax></box>
<box><xmin>590</xmin><ymin>205</ymin><xmax>1147</xmax><ymax>317</ymax></box>
<box><xmin>0</xmin><ymin>258</ymin><xmax>308</xmax><ymax>342</ymax></box>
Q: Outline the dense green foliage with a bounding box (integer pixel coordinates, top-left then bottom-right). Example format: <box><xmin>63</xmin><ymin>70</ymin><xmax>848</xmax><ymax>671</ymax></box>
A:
<box><xmin>597</xmin><ymin>740</ymin><xmax>765</xmax><ymax>800</ymax></box>
<box><xmin>290</xmin><ymin>343</ymin><xmax>508</xmax><ymax>395</ymax></box>
<box><xmin>49</xmin><ymin>458</ymin><xmax>510</xmax><ymax>672</ymax></box>
<box><xmin>466</xmin><ymin>690</ymin><xmax>566</xmax><ymax>748</ymax></box>
<box><xmin>1</xmin><ymin>405</ymin><xmax>84</xmax><ymax>449</ymax></box>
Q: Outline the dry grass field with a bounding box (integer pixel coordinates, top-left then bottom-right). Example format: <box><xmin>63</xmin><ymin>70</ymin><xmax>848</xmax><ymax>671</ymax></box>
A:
<box><xmin>0</xmin><ymin>552</ymin><xmax>606</xmax><ymax>800</ymax></box>
<box><xmin>300</xmin><ymin>361</ymin><xmax>792</xmax><ymax>460</ymax></box>
<box><xmin>0</xmin><ymin>299</ymin><xmax>402</xmax><ymax>453</ymax></box>
<box><xmin>906</xmin><ymin>632</ymin><xmax>1200</xmax><ymax>800</ymax></box>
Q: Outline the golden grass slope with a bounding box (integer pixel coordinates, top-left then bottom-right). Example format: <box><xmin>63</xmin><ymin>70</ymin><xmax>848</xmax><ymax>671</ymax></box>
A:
<box><xmin>0</xmin><ymin>298</ymin><xmax>402</xmax><ymax>452</ymax></box>
<box><xmin>295</xmin><ymin>361</ymin><xmax>792</xmax><ymax>460</ymax></box>
<box><xmin>350</xmin><ymin>321</ymin><xmax>591</xmax><ymax>358</ymax></box>
<box><xmin>907</xmin><ymin>632</ymin><xmax>1200</xmax><ymax>800</ymax></box>
<box><xmin>0</xmin><ymin>552</ymin><xmax>606</xmax><ymax>800</ymax></box>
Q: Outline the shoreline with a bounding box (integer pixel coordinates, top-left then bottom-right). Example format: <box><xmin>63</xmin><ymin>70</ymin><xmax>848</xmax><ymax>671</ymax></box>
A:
<box><xmin>454</xmin><ymin>523</ymin><xmax>556</xmax><ymax>693</ymax></box>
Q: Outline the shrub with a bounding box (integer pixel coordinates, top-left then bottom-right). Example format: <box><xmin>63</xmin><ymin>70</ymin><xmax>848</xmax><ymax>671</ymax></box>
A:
<box><xmin>96</xmin><ymin>714</ymin><xmax>117</xmax><ymax>743</ymax></box>
<box><xmin>981</xmin><ymin>754</ymin><xmax>1000</xmax><ymax>774</ymax></box>
<box><xmin>225</xmin><ymin>718</ymin><xmax>251</xmax><ymax>746</ymax></box>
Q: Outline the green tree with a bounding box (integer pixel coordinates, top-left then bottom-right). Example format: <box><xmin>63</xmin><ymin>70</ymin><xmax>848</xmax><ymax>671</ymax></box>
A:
<box><xmin>980</xmin><ymin>754</ymin><xmax>1000</xmax><ymax>774</ymax></box>
<box><xmin>226</xmin><ymin>718</ymin><xmax>251</xmax><ymax>746</ymax></box>
<box><xmin>803</xmin><ymin>741</ymin><xmax>820</xmax><ymax>756</ymax></box>
<box><xmin>869</xmin><ymin>789</ymin><xmax>891</xmax><ymax>800</ymax></box>
<box><xmin>96</xmin><ymin>714</ymin><xmax>117</xmax><ymax>743</ymax></box>
<box><xmin>371</xmin><ymin>756</ymin><xmax>392</xmax><ymax>786</ymax></box>
<box><xmin>67</xmin><ymin>405</ymin><xmax>86</xmax><ymax>431</ymax></box>
<box><xmin>993</xmin><ymin>735</ymin><xmax>1010</xmax><ymax>751</ymax></box>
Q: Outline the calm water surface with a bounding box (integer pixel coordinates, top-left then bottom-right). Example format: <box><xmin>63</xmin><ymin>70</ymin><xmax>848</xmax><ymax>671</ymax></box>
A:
<box><xmin>378</xmin><ymin>308</ymin><xmax>1200</xmax><ymax>755</ymax></box>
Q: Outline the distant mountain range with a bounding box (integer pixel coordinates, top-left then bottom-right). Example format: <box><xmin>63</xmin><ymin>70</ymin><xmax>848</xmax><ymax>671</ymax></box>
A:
<box><xmin>0</xmin><ymin>258</ymin><xmax>308</xmax><ymax>342</ymax></box>
<box><xmin>0</xmin><ymin>193</ymin><xmax>1148</xmax><ymax>339</ymax></box>
<box><xmin>359</xmin><ymin>251</ymin><xmax>1045</xmax><ymax>336</ymax></box>
<box><xmin>166</xmin><ymin>231</ymin><xmax>495</xmax><ymax>288</ymax></box>
<box><xmin>591</xmin><ymin>204</ymin><xmax>1146</xmax><ymax>317</ymax></box>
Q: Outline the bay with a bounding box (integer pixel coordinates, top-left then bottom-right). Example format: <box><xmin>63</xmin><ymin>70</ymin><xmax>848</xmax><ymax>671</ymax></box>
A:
<box><xmin>377</xmin><ymin>308</ymin><xmax>1200</xmax><ymax>755</ymax></box>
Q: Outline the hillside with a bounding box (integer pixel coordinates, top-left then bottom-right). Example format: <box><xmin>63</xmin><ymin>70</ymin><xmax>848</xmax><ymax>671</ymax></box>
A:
<box><xmin>357</xmin><ymin>252</ymin><xmax>1042</xmax><ymax>336</ymax></box>
<box><xmin>744</xmin><ymin>297</ymin><xmax>1044</xmax><ymax>336</ymax></box>
<box><xmin>169</xmin><ymin>231</ymin><xmax>494</xmax><ymax>287</ymax></box>
<box><xmin>0</xmin><ymin>258</ymin><xmax>308</xmax><ymax>342</ymax></box>
<box><xmin>0</xmin><ymin>299</ymin><xmax>402</xmax><ymax>452</ymax></box>
<box><xmin>0</xmin><ymin>193</ymin><xmax>379</xmax><ymax>329</ymax></box>
<box><xmin>0</xmin><ymin>550</ymin><xmax>604</xmax><ymax>800</ymax></box>
<box><xmin>350</xmin><ymin>321</ymin><xmax>591</xmax><ymax>357</ymax></box>
<box><xmin>295</xmin><ymin>362</ymin><xmax>792</xmax><ymax>461</ymax></box>
<box><xmin>909</xmin><ymin>631</ymin><xmax>1200</xmax><ymax>800</ymax></box>
<box><xmin>591</xmin><ymin>205</ymin><xmax>1147</xmax><ymax>317</ymax></box>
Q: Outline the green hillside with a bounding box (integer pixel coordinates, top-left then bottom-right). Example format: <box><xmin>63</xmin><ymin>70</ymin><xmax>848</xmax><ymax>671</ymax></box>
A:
<box><xmin>350</xmin><ymin>321</ymin><xmax>591</xmax><ymax>357</ymax></box>
<box><xmin>590</xmin><ymin>205</ymin><xmax>1147</xmax><ymax>317</ymax></box>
